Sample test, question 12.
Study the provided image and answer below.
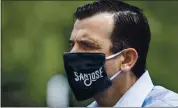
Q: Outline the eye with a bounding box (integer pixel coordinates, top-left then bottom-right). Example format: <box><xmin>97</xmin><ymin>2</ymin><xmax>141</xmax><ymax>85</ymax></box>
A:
<box><xmin>80</xmin><ymin>41</ymin><xmax>93</xmax><ymax>48</ymax></box>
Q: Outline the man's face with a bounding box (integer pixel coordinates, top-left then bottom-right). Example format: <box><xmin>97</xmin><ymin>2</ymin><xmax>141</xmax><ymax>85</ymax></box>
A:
<box><xmin>70</xmin><ymin>13</ymin><xmax>122</xmax><ymax>77</ymax></box>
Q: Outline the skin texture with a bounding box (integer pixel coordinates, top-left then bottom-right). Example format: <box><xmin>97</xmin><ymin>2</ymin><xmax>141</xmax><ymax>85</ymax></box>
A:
<box><xmin>70</xmin><ymin>13</ymin><xmax>138</xmax><ymax>107</ymax></box>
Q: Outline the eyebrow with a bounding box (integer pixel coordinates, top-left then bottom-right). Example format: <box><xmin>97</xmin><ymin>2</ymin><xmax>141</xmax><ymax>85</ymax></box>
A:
<box><xmin>80</xmin><ymin>38</ymin><xmax>97</xmax><ymax>44</ymax></box>
<box><xmin>69</xmin><ymin>38</ymin><xmax>101</xmax><ymax>49</ymax></box>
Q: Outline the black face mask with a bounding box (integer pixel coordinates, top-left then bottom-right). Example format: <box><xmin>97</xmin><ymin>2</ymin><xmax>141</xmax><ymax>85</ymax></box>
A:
<box><xmin>63</xmin><ymin>51</ymin><xmax>124</xmax><ymax>101</ymax></box>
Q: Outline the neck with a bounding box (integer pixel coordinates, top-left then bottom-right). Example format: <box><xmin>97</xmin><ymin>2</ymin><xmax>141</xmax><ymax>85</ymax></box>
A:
<box><xmin>93</xmin><ymin>72</ymin><xmax>137</xmax><ymax>107</ymax></box>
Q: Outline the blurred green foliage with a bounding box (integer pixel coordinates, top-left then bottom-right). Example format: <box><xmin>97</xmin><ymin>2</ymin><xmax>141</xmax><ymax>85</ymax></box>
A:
<box><xmin>2</xmin><ymin>1</ymin><xmax>178</xmax><ymax>107</ymax></box>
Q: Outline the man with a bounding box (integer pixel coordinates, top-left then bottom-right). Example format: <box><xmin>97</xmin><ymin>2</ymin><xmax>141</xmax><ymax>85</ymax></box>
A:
<box><xmin>63</xmin><ymin>0</ymin><xmax>178</xmax><ymax>107</ymax></box>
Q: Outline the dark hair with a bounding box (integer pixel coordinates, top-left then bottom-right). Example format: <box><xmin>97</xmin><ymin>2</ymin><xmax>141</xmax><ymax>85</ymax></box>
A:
<box><xmin>74</xmin><ymin>0</ymin><xmax>151</xmax><ymax>78</ymax></box>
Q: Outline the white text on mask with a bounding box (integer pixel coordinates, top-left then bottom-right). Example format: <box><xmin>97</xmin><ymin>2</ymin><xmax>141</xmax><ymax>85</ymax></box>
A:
<box><xmin>74</xmin><ymin>67</ymin><xmax>104</xmax><ymax>86</ymax></box>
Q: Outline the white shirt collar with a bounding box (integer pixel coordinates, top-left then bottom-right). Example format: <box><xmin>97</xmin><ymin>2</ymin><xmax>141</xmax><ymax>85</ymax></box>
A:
<box><xmin>88</xmin><ymin>70</ymin><xmax>154</xmax><ymax>107</ymax></box>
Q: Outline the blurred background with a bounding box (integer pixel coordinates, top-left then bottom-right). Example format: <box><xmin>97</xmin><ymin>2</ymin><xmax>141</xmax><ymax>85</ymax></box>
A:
<box><xmin>1</xmin><ymin>1</ymin><xmax>178</xmax><ymax>107</ymax></box>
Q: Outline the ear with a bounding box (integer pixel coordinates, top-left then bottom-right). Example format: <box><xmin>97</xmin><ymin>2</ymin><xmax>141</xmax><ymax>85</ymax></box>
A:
<box><xmin>120</xmin><ymin>48</ymin><xmax>138</xmax><ymax>72</ymax></box>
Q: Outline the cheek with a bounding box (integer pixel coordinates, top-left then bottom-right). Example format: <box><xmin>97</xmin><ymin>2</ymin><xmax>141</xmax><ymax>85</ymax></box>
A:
<box><xmin>104</xmin><ymin>59</ymin><xmax>122</xmax><ymax>77</ymax></box>
<box><xmin>104</xmin><ymin>60</ymin><xmax>115</xmax><ymax>77</ymax></box>
<box><xmin>102</xmin><ymin>42</ymin><xmax>113</xmax><ymax>56</ymax></box>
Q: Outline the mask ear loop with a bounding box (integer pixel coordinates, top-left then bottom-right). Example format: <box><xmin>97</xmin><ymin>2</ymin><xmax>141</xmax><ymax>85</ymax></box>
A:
<box><xmin>106</xmin><ymin>49</ymin><xmax>125</xmax><ymax>60</ymax></box>
<box><xmin>110</xmin><ymin>71</ymin><xmax>121</xmax><ymax>80</ymax></box>
<box><xmin>106</xmin><ymin>49</ymin><xmax>125</xmax><ymax>80</ymax></box>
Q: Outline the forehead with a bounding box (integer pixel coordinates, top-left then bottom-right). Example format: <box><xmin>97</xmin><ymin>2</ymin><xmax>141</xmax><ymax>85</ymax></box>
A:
<box><xmin>71</xmin><ymin>12</ymin><xmax>114</xmax><ymax>41</ymax></box>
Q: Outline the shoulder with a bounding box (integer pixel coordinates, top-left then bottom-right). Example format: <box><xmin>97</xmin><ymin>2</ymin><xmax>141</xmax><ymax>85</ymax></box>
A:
<box><xmin>142</xmin><ymin>86</ymin><xmax>178</xmax><ymax>107</ymax></box>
